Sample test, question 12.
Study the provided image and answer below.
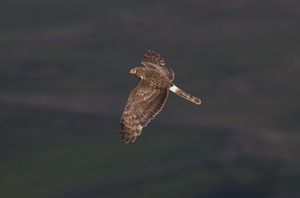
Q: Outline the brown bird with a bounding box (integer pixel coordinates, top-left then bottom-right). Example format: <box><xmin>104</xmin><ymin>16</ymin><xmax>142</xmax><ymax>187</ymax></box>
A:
<box><xmin>119</xmin><ymin>50</ymin><xmax>201</xmax><ymax>143</ymax></box>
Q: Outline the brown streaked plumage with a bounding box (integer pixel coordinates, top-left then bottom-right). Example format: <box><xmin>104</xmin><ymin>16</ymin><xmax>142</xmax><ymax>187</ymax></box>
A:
<box><xmin>119</xmin><ymin>50</ymin><xmax>201</xmax><ymax>143</ymax></box>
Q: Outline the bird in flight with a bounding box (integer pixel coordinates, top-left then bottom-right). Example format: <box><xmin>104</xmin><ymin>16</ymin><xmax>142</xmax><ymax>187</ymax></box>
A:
<box><xmin>119</xmin><ymin>50</ymin><xmax>201</xmax><ymax>143</ymax></box>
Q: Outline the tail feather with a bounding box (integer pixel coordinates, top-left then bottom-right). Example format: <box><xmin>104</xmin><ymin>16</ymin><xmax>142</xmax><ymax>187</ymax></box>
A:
<box><xmin>169</xmin><ymin>85</ymin><xmax>201</xmax><ymax>105</ymax></box>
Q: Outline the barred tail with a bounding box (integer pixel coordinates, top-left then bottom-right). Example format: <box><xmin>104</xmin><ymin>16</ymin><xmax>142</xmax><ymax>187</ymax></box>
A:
<box><xmin>169</xmin><ymin>85</ymin><xmax>201</xmax><ymax>105</ymax></box>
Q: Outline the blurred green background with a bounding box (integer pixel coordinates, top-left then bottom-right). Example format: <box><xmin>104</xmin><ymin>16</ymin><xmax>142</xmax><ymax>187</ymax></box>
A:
<box><xmin>1</xmin><ymin>0</ymin><xmax>300</xmax><ymax>198</ymax></box>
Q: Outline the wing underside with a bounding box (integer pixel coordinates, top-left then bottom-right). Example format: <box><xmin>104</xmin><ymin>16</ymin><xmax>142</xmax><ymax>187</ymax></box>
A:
<box><xmin>119</xmin><ymin>79</ymin><xmax>169</xmax><ymax>143</ymax></box>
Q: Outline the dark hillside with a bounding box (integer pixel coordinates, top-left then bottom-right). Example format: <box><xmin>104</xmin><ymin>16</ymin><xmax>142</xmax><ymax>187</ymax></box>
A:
<box><xmin>1</xmin><ymin>0</ymin><xmax>300</xmax><ymax>197</ymax></box>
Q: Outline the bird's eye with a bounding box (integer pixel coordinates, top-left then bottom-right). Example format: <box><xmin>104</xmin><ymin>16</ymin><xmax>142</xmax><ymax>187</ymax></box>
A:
<box><xmin>130</xmin><ymin>69</ymin><xmax>136</xmax><ymax>74</ymax></box>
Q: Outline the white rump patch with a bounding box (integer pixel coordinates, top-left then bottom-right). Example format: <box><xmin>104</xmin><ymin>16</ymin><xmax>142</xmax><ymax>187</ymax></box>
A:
<box><xmin>169</xmin><ymin>85</ymin><xmax>179</xmax><ymax>93</ymax></box>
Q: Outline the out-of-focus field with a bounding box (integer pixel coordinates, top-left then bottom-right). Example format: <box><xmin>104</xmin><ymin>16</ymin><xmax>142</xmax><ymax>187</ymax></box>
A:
<box><xmin>1</xmin><ymin>0</ymin><xmax>300</xmax><ymax>197</ymax></box>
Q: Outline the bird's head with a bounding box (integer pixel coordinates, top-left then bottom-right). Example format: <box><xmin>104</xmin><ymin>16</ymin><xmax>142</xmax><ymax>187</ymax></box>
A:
<box><xmin>130</xmin><ymin>67</ymin><xmax>145</xmax><ymax>79</ymax></box>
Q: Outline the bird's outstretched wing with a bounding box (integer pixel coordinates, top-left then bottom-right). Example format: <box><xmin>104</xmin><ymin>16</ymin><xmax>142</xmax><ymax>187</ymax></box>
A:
<box><xmin>141</xmin><ymin>50</ymin><xmax>174</xmax><ymax>81</ymax></box>
<box><xmin>119</xmin><ymin>79</ymin><xmax>169</xmax><ymax>143</ymax></box>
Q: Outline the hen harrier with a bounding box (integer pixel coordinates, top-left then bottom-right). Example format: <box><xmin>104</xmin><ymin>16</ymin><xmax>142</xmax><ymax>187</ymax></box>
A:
<box><xmin>119</xmin><ymin>50</ymin><xmax>201</xmax><ymax>143</ymax></box>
